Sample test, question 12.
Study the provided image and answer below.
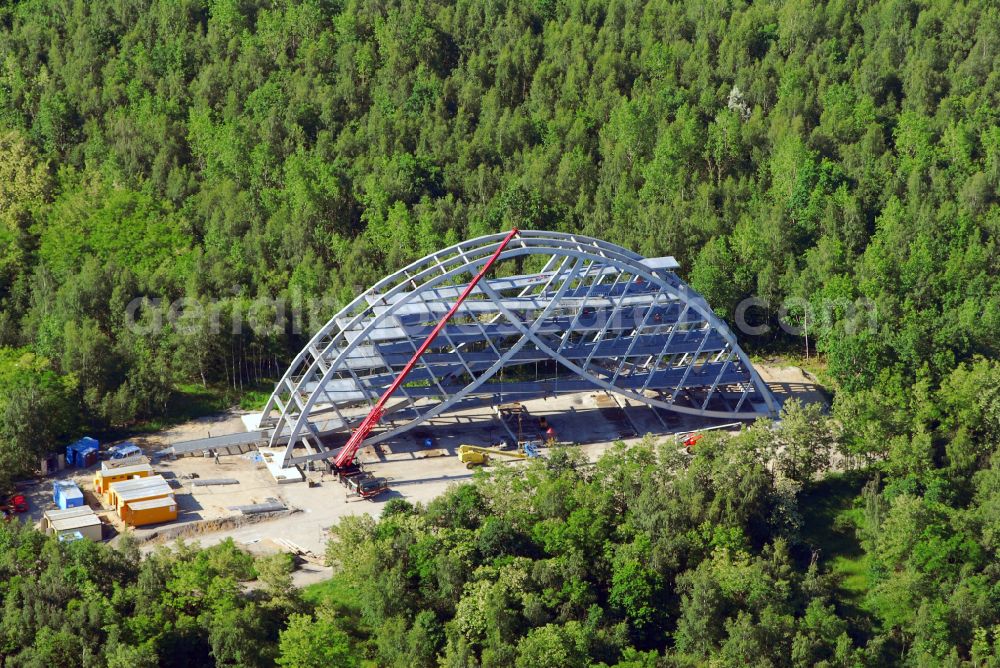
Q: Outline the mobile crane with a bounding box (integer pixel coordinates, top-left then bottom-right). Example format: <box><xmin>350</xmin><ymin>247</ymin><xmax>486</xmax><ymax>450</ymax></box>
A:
<box><xmin>332</xmin><ymin>228</ymin><xmax>521</xmax><ymax>490</ymax></box>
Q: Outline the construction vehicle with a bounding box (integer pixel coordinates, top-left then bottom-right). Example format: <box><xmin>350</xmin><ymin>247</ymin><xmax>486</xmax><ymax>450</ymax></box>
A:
<box><xmin>1</xmin><ymin>493</ymin><xmax>28</xmax><ymax>519</ymax></box>
<box><xmin>458</xmin><ymin>442</ymin><xmax>540</xmax><ymax>468</ymax></box>
<box><xmin>334</xmin><ymin>462</ymin><xmax>390</xmax><ymax>499</ymax></box>
<box><xmin>344</xmin><ymin>473</ymin><xmax>390</xmax><ymax>499</ymax></box>
<box><xmin>335</xmin><ymin>462</ymin><xmax>367</xmax><ymax>484</ymax></box>
<box><xmin>328</xmin><ymin>229</ymin><xmax>521</xmax><ymax>483</ymax></box>
<box><xmin>682</xmin><ymin>433</ymin><xmax>704</xmax><ymax>451</ymax></box>
<box><xmin>675</xmin><ymin>423</ymin><xmax>743</xmax><ymax>452</ymax></box>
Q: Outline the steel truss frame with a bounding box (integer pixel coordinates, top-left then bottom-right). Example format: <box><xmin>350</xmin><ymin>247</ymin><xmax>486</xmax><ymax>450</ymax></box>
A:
<box><xmin>260</xmin><ymin>230</ymin><xmax>778</xmax><ymax>466</ymax></box>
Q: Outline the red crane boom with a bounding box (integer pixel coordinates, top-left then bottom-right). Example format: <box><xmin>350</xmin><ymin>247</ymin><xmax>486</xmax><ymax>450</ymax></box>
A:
<box><xmin>333</xmin><ymin>228</ymin><xmax>520</xmax><ymax>469</ymax></box>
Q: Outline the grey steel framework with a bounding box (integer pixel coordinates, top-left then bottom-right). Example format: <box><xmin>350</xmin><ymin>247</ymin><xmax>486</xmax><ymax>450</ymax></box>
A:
<box><xmin>260</xmin><ymin>230</ymin><xmax>778</xmax><ymax>467</ymax></box>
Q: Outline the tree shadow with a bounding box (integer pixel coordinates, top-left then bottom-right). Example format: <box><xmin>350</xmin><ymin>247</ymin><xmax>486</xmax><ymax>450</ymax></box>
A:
<box><xmin>796</xmin><ymin>470</ymin><xmax>874</xmax><ymax>635</ymax></box>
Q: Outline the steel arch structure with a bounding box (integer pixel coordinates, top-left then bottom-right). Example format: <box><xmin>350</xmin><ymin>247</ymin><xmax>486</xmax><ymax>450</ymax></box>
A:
<box><xmin>260</xmin><ymin>230</ymin><xmax>777</xmax><ymax>467</ymax></box>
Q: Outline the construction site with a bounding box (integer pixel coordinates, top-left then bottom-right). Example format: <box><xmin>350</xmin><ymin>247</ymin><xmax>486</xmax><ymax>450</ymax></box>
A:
<box><xmin>19</xmin><ymin>230</ymin><xmax>823</xmax><ymax>573</ymax></box>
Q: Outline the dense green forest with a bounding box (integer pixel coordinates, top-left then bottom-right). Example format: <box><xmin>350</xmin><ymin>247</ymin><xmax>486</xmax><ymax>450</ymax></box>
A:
<box><xmin>4</xmin><ymin>395</ymin><xmax>1000</xmax><ymax>666</ymax></box>
<box><xmin>1</xmin><ymin>0</ymin><xmax>1000</xmax><ymax>664</ymax></box>
<box><xmin>0</xmin><ymin>524</ymin><xmax>328</xmax><ymax>666</ymax></box>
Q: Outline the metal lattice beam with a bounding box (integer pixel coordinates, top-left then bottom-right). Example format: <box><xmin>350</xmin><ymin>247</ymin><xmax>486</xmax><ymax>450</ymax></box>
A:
<box><xmin>260</xmin><ymin>231</ymin><xmax>778</xmax><ymax>466</ymax></box>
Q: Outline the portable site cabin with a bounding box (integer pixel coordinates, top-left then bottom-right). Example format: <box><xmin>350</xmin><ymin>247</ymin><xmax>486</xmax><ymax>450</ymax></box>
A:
<box><xmin>53</xmin><ymin>480</ymin><xmax>85</xmax><ymax>509</ymax></box>
<box><xmin>94</xmin><ymin>462</ymin><xmax>154</xmax><ymax>498</ymax></box>
<box><xmin>101</xmin><ymin>455</ymin><xmax>150</xmax><ymax>471</ymax></box>
<box><xmin>107</xmin><ymin>475</ymin><xmax>172</xmax><ymax>512</ymax></box>
<box><xmin>39</xmin><ymin>453</ymin><xmax>66</xmax><ymax>476</ymax></box>
<box><xmin>120</xmin><ymin>496</ymin><xmax>178</xmax><ymax>527</ymax></box>
<box><xmin>65</xmin><ymin>437</ymin><xmax>99</xmax><ymax>468</ymax></box>
<box><xmin>40</xmin><ymin>506</ymin><xmax>102</xmax><ymax>541</ymax></box>
<box><xmin>107</xmin><ymin>475</ymin><xmax>176</xmax><ymax>526</ymax></box>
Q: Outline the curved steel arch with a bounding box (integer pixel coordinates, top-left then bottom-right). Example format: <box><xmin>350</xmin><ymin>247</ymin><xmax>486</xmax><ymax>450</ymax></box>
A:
<box><xmin>260</xmin><ymin>230</ymin><xmax>777</xmax><ymax>466</ymax></box>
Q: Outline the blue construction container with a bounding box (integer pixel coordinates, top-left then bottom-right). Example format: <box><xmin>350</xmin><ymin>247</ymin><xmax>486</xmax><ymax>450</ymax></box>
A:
<box><xmin>53</xmin><ymin>480</ymin><xmax>85</xmax><ymax>510</ymax></box>
<box><xmin>65</xmin><ymin>437</ymin><xmax>99</xmax><ymax>467</ymax></box>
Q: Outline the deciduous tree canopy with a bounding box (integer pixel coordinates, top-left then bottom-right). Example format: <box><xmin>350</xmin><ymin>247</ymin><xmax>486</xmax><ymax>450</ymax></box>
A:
<box><xmin>0</xmin><ymin>0</ymin><xmax>996</xmax><ymax>432</ymax></box>
<box><xmin>1</xmin><ymin>0</ymin><xmax>999</xmax><ymax>665</ymax></box>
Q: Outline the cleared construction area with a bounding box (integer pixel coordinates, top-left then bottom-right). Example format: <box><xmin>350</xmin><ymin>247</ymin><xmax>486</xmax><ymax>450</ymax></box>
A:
<box><xmin>124</xmin><ymin>362</ymin><xmax>821</xmax><ymax>561</ymax></box>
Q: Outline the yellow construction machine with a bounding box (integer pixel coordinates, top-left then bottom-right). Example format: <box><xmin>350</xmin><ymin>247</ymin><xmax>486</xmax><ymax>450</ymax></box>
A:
<box><xmin>458</xmin><ymin>442</ymin><xmax>540</xmax><ymax>468</ymax></box>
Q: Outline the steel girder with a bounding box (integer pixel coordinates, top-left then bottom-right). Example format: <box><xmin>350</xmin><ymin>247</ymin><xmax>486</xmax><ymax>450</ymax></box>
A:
<box><xmin>260</xmin><ymin>230</ymin><xmax>778</xmax><ymax>466</ymax></box>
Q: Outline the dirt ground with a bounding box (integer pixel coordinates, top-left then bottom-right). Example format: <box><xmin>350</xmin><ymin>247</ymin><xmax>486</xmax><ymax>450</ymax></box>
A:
<box><xmin>136</xmin><ymin>412</ymin><xmax>253</xmax><ymax>450</ymax></box>
<box><xmin>19</xmin><ymin>364</ymin><xmax>822</xmax><ymax>582</ymax></box>
<box><xmin>756</xmin><ymin>363</ymin><xmax>829</xmax><ymax>409</ymax></box>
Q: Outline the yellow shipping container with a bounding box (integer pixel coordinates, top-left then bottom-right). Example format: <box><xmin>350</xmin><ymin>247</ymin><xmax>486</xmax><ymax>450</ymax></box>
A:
<box><xmin>107</xmin><ymin>475</ymin><xmax>173</xmax><ymax>517</ymax></box>
<box><xmin>94</xmin><ymin>463</ymin><xmax>154</xmax><ymax>497</ymax></box>
<box><xmin>121</xmin><ymin>496</ymin><xmax>177</xmax><ymax>527</ymax></box>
